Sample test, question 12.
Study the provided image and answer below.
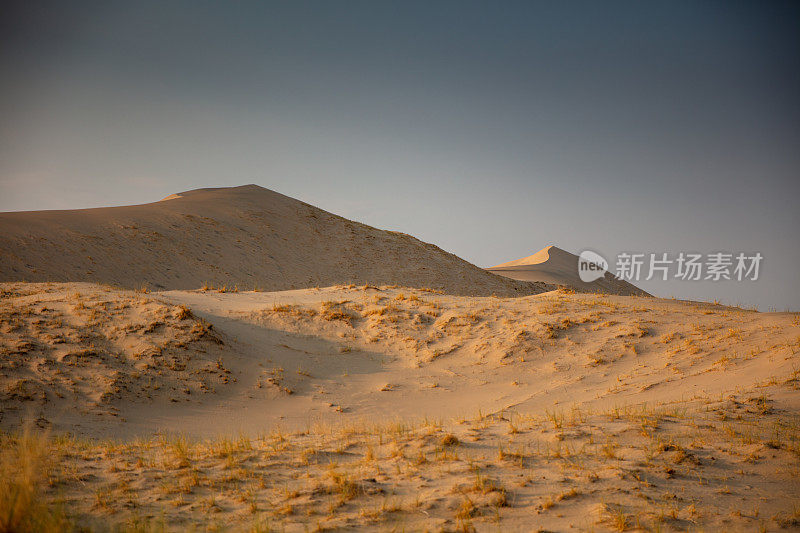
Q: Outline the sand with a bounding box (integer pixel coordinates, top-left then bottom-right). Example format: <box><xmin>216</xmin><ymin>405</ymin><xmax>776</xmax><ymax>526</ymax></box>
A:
<box><xmin>1</xmin><ymin>187</ymin><xmax>797</xmax><ymax>531</ymax></box>
<box><xmin>2</xmin><ymin>281</ymin><xmax>799</xmax><ymax>531</ymax></box>
<box><xmin>488</xmin><ymin>245</ymin><xmax>648</xmax><ymax>296</ymax></box>
<box><xmin>0</xmin><ymin>185</ymin><xmax>552</xmax><ymax>297</ymax></box>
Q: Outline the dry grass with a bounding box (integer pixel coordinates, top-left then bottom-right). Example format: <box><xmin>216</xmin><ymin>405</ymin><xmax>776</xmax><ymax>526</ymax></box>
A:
<box><xmin>0</xmin><ymin>428</ymin><xmax>68</xmax><ymax>532</ymax></box>
<box><xmin>2</xmin><ymin>390</ymin><xmax>796</xmax><ymax>531</ymax></box>
<box><xmin>3</xmin><ymin>283</ymin><xmax>800</xmax><ymax>530</ymax></box>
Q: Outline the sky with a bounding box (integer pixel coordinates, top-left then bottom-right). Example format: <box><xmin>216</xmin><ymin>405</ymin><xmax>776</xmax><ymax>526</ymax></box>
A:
<box><xmin>1</xmin><ymin>1</ymin><xmax>799</xmax><ymax>310</ymax></box>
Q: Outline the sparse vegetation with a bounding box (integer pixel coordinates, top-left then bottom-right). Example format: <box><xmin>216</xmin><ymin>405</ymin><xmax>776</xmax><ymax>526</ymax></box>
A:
<box><xmin>0</xmin><ymin>389</ymin><xmax>792</xmax><ymax>531</ymax></box>
<box><xmin>2</xmin><ymin>282</ymin><xmax>799</xmax><ymax>531</ymax></box>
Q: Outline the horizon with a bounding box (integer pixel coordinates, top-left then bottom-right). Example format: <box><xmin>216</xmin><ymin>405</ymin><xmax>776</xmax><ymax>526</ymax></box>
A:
<box><xmin>0</xmin><ymin>181</ymin><xmax>793</xmax><ymax>311</ymax></box>
<box><xmin>1</xmin><ymin>1</ymin><xmax>798</xmax><ymax>311</ymax></box>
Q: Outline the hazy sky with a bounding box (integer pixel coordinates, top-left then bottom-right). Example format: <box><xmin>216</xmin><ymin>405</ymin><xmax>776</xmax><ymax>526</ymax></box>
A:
<box><xmin>2</xmin><ymin>1</ymin><xmax>798</xmax><ymax>310</ymax></box>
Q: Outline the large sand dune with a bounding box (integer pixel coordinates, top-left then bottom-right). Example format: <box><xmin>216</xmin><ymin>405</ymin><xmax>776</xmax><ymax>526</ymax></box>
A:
<box><xmin>0</xmin><ymin>185</ymin><xmax>551</xmax><ymax>297</ymax></box>
<box><xmin>488</xmin><ymin>245</ymin><xmax>649</xmax><ymax>296</ymax></box>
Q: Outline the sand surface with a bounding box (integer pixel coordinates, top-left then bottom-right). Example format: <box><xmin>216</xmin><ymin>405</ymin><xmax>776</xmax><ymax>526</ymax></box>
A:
<box><xmin>0</xmin><ymin>187</ymin><xmax>797</xmax><ymax>532</ymax></box>
<box><xmin>0</xmin><ymin>185</ymin><xmax>552</xmax><ymax>297</ymax></box>
<box><xmin>488</xmin><ymin>245</ymin><xmax>648</xmax><ymax>296</ymax></box>
<box><xmin>2</xmin><ymin>281</ymin><xmax>799</xmax><ymax>531</ymax></box>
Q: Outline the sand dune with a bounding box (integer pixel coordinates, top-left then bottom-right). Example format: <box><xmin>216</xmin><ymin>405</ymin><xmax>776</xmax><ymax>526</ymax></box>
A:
<box><xmin>0</xmin><ymin>185</ymin><xmax>551</xmax><ymax>297</ymax></box>
<box><xmin>488</xmin><ymin>245</ymin><xmax>649</xmax><ymax>296</ymax></box>
<box><xmin>5</xmin><ymin>282</ymin><xmax>797</xmax><ymax>438</ymax></box>
<box><xmin>2</xmin><ymin>190</ymin><xmax>798</xmax><ymax>531</ymax></box>
<box><xmin>2</xmin><ymin>281</ymin><xmax>799</xmax><ymax>531</ymax></box>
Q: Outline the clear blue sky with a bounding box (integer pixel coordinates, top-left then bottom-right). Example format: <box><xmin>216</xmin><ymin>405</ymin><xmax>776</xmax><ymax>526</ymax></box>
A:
<box><xmin>1</xmin><ymin>1</ymin><xmax>798</xmax><ymax>310</ymax></box>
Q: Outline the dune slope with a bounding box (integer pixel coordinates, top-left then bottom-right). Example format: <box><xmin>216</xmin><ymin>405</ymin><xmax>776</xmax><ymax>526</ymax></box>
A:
<box><xmin>0</xmin><ymin>185</ymin><xmax>551</xmax><ymax>297</ymax></box>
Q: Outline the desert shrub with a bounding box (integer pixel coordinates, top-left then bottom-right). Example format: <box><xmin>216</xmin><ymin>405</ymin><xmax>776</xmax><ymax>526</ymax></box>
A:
<box><xmin>320</xmin><ymin>301</ymin><xmax>355</xmax><ymax>325</ymax></box>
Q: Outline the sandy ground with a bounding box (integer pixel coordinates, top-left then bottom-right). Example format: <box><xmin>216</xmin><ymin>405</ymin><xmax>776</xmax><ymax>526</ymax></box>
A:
<box><xmin>2</xmin><ymin>281</ymin><xmax>799</xmax><ymax>531</ymax></box>
<box><xmin>0</xmin><ymin>282</ymin><xmax>232</xmax><ymax>434</ymax></box>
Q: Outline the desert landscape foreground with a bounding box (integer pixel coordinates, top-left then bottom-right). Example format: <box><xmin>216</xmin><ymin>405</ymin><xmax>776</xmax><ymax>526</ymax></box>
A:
<box><xmin>1</xmin><ymin>187</ymin><xmax>799</xmax><ymax>531</ymax></box>
<box><xmin>1</xmin><ymin>281</ymin><xmax>799</xmax><ymax>532</ymax></box>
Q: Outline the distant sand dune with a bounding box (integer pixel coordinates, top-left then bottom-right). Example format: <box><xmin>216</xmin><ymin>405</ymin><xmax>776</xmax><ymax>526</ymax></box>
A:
<box><xmin>487</xmin><ymin>245</ymin><xmax>648</xmax><ymax>296</ymax></box>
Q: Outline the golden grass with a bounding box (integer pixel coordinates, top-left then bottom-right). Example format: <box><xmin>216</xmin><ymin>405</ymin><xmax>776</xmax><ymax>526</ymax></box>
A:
<box><xmin>0</xmin><ymin>428</ymin><xmax>68</xmax><ymax>532</ymax></box>
<box><xmin>3</xmin><ymin>390</ymin><xmax>795</xmax><ymax>531</ymax></box>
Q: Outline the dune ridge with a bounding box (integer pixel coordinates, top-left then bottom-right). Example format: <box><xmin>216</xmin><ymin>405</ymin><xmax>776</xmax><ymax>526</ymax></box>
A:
<box><xmin>0</xmin><ymin>185</ymin><xmax>552</xmax><ymax>297</ymax></box>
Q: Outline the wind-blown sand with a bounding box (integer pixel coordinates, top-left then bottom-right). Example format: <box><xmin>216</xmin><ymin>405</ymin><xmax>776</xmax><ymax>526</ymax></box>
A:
<box><xmin>488</xmin><ymin>245</ymin><xmax>648</xmax><ymax>296</ymax></box>
<box><xmin>2</xmin><ymin>281</ymin><xmax>799</xmax><ymax>531</ymax></box>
